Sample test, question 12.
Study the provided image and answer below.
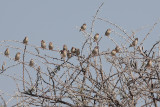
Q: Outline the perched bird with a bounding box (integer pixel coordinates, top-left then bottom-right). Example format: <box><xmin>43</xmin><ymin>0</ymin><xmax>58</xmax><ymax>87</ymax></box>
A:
<box><xmin>94</xmin><ymin>33</ymin><xmax>99</xmax><ymax>42</ymax></box>
<box><xmin>115</xmin><ymin>46</ymin><xmax>120</xmax><ymax>53</ymax></box>
<box><xmin>146</xmin><ymin>59</ymin><xmax>152</xmax><ymax>68</ymax></box>
<box><xmin>60</xmin><ymin>50</ymin><xmax>67</xmax><ymax>59</ymax></box>
<box><xmin>129</xmin><ymin>38</ymin><xmax>138</xmax><ymax>47</ymax></box>
<box><xmin>71</xmin><ymin>47</ymin><xmax>76</xmax><ymax>54</ymax></box>
<box><xmin>111</xmin><ymin>50</ymin><xmax>116</xmax><ymax>56</ymax></box>
<box><xmin>4</xmin><ymin>48</ymin><xmax>9</xmax><ymax>56</ymax></box>
<box><xmin>92</xmin><ymin>46</ymin><xmax>99</xmax><ymax>55</ymax></box>
<box><xmin>67</xmin><ymin>50</ymin><xmax>72</xmax><ymax>59</ymax></box>
<box><xmin>76</xmin><ymin>48</ymin><xmax>80</xmax><ymax>56</ymax></box>
<box><xmin>80</xmin><ymin>23</ymin><xmax>86</xmax><ymax>32</ymax></box>
<box><xmin>63</xmin><ymin>44</ymin><xmax>67</xmax><ymax>51</ymax></box>
<box><xmin>49</xmin><ymin>42</ymin><xmax>54</xmax><ymax>50</ymax></box>
<box><xmin>105</xmin><ymin>29</ymin><xmax>111</xmax><ymax>36</ymax></box>
<box><xmin>23</xmin><ymin>36</ymin><xmax>28</xmax><ymax>44</ymax></box>
<box><xmin>15</xmin><ymin>52</ymin><xmax>20</xmax><ymax>61</ymax></box>
<box><xmin>41</xmin><ymin>40</ymin><xmax>46</xmax><ymax>49</ymax></box>
<box><xmin>29</xmin><ymin>59</ymin><xmax>34</xmax><ymax>67</ymax></box>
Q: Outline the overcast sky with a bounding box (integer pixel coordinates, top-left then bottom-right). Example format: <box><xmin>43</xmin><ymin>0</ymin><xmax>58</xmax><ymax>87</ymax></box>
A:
<box><xmin>0</xmin><ymin>0</ymin><xmax>160</xmax><ymax>106</ymax></box>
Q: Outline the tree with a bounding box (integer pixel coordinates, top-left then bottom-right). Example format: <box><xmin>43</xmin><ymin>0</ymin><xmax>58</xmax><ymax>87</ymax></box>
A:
<box><xmin>0</xmin><ymin>3</ymin><xmax>160</xmax><ymax>107</ymax></box>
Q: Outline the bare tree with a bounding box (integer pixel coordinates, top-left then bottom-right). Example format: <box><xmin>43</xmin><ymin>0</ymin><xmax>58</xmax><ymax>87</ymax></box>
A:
<box><xmin>0</xmin><ymin>3</ymin><xmax>160</xmax><ymax>107</ymax></box>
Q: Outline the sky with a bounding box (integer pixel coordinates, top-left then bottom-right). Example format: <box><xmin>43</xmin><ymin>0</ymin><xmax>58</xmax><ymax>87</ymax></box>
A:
<box><xmin>0</xmin><ymin>0</ymin><xmax>160</xmax><ymax>106</ymax></box>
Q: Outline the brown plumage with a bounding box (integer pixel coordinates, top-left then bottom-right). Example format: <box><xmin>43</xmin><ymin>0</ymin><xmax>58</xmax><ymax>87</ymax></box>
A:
<box><xmin>76</xmin><ymin>48</ymin><xmax>80</xmax><ymax>56</ymax></box>
<box><xmin>94</xmin><ymin>33</ymin><xmax>99</xmax><ymax>42</ymax></box>
<box><xmin>146</xmin><ymin>59</ymin><xmax>152</xmax><ymax>68</ymax></box>
<box><xmin>129</xmin><ymin>38</ymin><xmax>138</xmax><ymax>47</ymax></box>
<box><xmin>111</xmin><ymin>50</ymin><xmax>116</xmax><ymax>56</ymax></box>
<box><xmin>71</xmin><ymin>47</ymin><xmax>76</xmax><ymax>54</ymax></box>
<box><xmin>115</xmin><ymin>46</ymin><xmax>120</xmax><ymax>53</ymax></box>
<box><xmin>67</xmin><ymin>50</ymin><xmax>72</xmax><ymax>59</ymax></box>
<box><xmin>61</xmin><ymin>50</ymin><xmax>67</xmax><ymax>59</ymax></box>
<box><xmin>92</xmin><ymin>46</ymin><xmax>99</xmax><ymax>55</ymax></box>
<box><xmin>29</xmin><ymin>59</ymin><xmax>34</xmax><ymax>67</ymax></box>
<box><xmin>15</xmin><ymin>52</ymin><xmax>20</xmax><ymax>61</ymax></box>
<box><xmin>23</xmin><ymin>36</ymin><xmax>28</xmax><ymax>44</ymax></box>
<box><xmin>41</xmin><ymin>40</ymin><xmax>46</xmax><ymax>49</ymax></box>
<box><xmin>80</xmin><ymin>23</ymin><xmax>86</xmax><ymax>31</ymax></box>
<box><xmin>105</xmin><ymin>29</ymin><xmax>111</xmax><ymax>36</ymax></box>
<box><xmin>49</xmin><ymin>42</ymin><xmax>53</xmax><ymax>50</ymax></box>
<box><xmin>63</xmin><ymin>44</ymin><xmax>67</xmax><ymax>51</ymax></box>
<box><xmin>4</xmin><ymin>48</ymin><xmax>9</xmax><ymax>56</ymax></box>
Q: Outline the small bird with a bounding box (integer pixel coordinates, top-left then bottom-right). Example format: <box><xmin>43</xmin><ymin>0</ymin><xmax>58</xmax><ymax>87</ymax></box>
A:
<box><xmin>111</xmin><ymin>50</ymin><xmax>116</xmax><ymax>56</ymax></box>
<box><xmin>15</xmin><ymin>52</ymin><xmax>20</xmax><ymax>61</ymax></box>
<box><xmin>23</xmin><ymin>36</ymin><xmax>28</xmax><ymax>44</ymax></box>
<box><xmin>115</xmin><ymin>46</ymin><xmax>120</xmax><ymax>53</ymax></box>
<box><xmin>4</xmin><ymin>48</ymin><xmax>9</xmax><ymax>56</ymax></box>
<box><xmin>80</xmin><ymin>23</ymin><xmax>86</xmax><ymax>32</ymax></box>
<box><xmin>92</xmin><ymin>46</ymin><xmax>99</xmax><ymax>55</ymax></box>
<box><xmin>71</xmin><ymin>47</ymin><xmax>76</xmax><ymax>54</ymax></box>
<box><xmin>67</xmin><ymin>50</ymin><xmax>72</xmax><ymax>59</ymax></box>
<box><xmin>49</xmin><ymin>42</ymin><xmax>54</xmax><ymax>50</ymax></box>
<box><xmin>146</xmin><ymin>59</ymin><xmax>152</xmax><ymax>68</ymax></box>
<box><xmin>41</xmin><ymin>40</ymin><xmax>46</xmax><ymax>49</ymax></box>
<box><xmin>76</xmin><ymin>48</ymin><xmax>80</xmax><ymax>56</ymax></box>
<box><xmin>60</xmin><ymin>50</ymin><xmax>67</xmax><ymax>59</ymax></box>
<box><xmin>94</xmin><ymin>33</ymin><xmax>99</xmax><ymax>42</ymax></box>
<box><xmin>129</xmin><ymin>38</ymin><xmax>138</xmax><ymax>47</ymax></box>
<box><xmin>105</xmin><ymin>29</ymin><xmax>111</xmax><ymax>36</ymax></box>
<box><xmin>29</xmin><ymin>59</ymin><xmax>34</xmax><ymax>67</ymax></box>
<box><xmin>2</xmin><ymin>65</ymin><xmax>4</xmax><ymax>71</ymax></box>
<box><xmin>63</xmin><ymin>44</ymin><xmax>67</xmax><ymax>51</ymax></box>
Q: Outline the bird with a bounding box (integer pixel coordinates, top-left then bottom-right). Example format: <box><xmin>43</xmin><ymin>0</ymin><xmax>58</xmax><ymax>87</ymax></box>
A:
<box><xmin>71</xmin><ymin>47</ymin><xmax>76</xmax><ymax>54</ymax></box>
<box><xmin>105</xmin><ymin>29</ymin><xmax>111</xmax><ymax>36</ymax></box>
<box><xmin>94</xmin><ymin>33</ymin><xmax>99</xmax><ymax>42</ymax></box>
<box><xmin>63</xmin><ymin>44</ymin><xmax>67</xmax><ymax>51</ymax></box>
<box><xmin>115</xmin><ymin>46</ymin><xmax>120</xmax><ymax>53</ymax></box>
<box><xmin>23</xmin><ymin>36</ymin><xmax>28</xmax><ymax>44</ymax></box>
<box><xmin>129</xmin><ymin>38</ymin><xmax>138</xmax><ymax>47</ymax></box>
<box><xmin>76</xmin><ymin>48</ymin><xmax>80</xmax><ymax>56</ymax></box>
<box><xmin>49</xmin><ymin>42</ymin><xmax>54</xmax><ymax>50</ymax></box>
<box><xmin>29</xmin><ymin>59</ymin><xmax>34</xmax><ymax>67</ymax></box>
<box><xmin>80</xmin><ymin>23</ymin><xmax>86</xmax><ymax>32</ymax></box>
<box><xmin>60</xmin><ymin>50</ymin><xmax>67</xmax><ymax>59</ymax></box>
<box><xmin>92</xmin><ymin>46</ymin><xmax>99</xmax><ymax>55</ymax></box>
<box><xmin>41</xmin><ymin>40</ymin><xmax>46</xmax><ymax>49</ymax></box>
<box><xmin>67</xmin><ymin>50</ymin><xmax>72</xmax><ymax>59</ymax></box>
<box><xmin>15</xmin><ymin>52</ymin><xmax>20</xmax><ymax>61</ymax></box>
<box><xmin>4</xmin><ymin>48</ymin><xmax>9</xmax><ymax>56</ymax></box>
<box><xmin>111</xmin><ymin>50</ymin><xmax>116</xmax><ymax>56</ymax></box>
<box><xmin>146</xmin><ymin>59</ymin><xmax>152</xmax><ymax>68</ymax></box>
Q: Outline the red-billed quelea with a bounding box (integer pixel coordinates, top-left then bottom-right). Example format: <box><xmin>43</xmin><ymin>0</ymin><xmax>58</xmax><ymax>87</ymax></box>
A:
<box><xmin>63</xmin><ymin>44</ymin><xmax>67</xmax><ymax>51</ymax></box>
<box><xmin>76</xmin><ymin>48</ymin><xmax>80</xmax><ymax>56</ymax></box>
<box><xmin>129</xmin><ymin>38</ymin><xmax>138</xmax><ymax>47</ymax></box>
<box><xmin>71</xmin><ymin>47</ymin><xmax>76</xmax><ymax>54</ymax></box>
<box><xmin>146</xmin><ymin>59</ymin><xmax>152</xmax><ymax>68</ymax></box>
<box><xmin>15</xmin><ymin>52</ymin><xmax>20</xmax><ymax>61</ymax></box>
<box><xmin>61</xmin><ymin>50</ymin><xmax>67</xmax><ymax>59</ymax></box>
<box><xmin>41</xmin><ymin>40</ymin><xmax>46</xmax><ymax>49</ymax></box>
<box><xmin>80</xmin><ymin>23</ymin><xmax>86</xmax><ymax>32</ymax></box>
<box><xmin>4</xmin><ymin>48</ymin><xmax>9</xmax><ymax>56</ymax></box>
<box><xmin>49</xmin><ymin>42</ymin><xmax>53</xmax><ymax>50</ymax></box>
<box><xmin>111</xmin><ymin>50</ymin><xmax>116</xmax><ymax>56</ymax></box>
<box><xmin>67</xmin><ymin>50</ymin><xmax>72</xmax><ymax>59</ymax></box>
<box><xmin>94</xmin><ymin>33</ymin><xmax>99</xmax><ymax>42</ymax></box>
<box><xmin>92</xmin><ymin>46</ymin><xmax>99</xmax><ymax>55</ymax></box>
<box><xmin>105</xmin><ymin>29</ymin><xmax>111</xmax><ymax>36</ymax></box>
<box><xmin>115</xmin><ymin>46</ymin><xmax>120</xmax><ymax>53</ymax></box>
<box><xmin>23</xmin><ymin>36</ymin><xmax>28</xmax><ymax>44</ymax></box>
<box><xmin>29</xmin><ymin>59</ymin><xmax>34</xmax><ymax>67</ymax></box>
